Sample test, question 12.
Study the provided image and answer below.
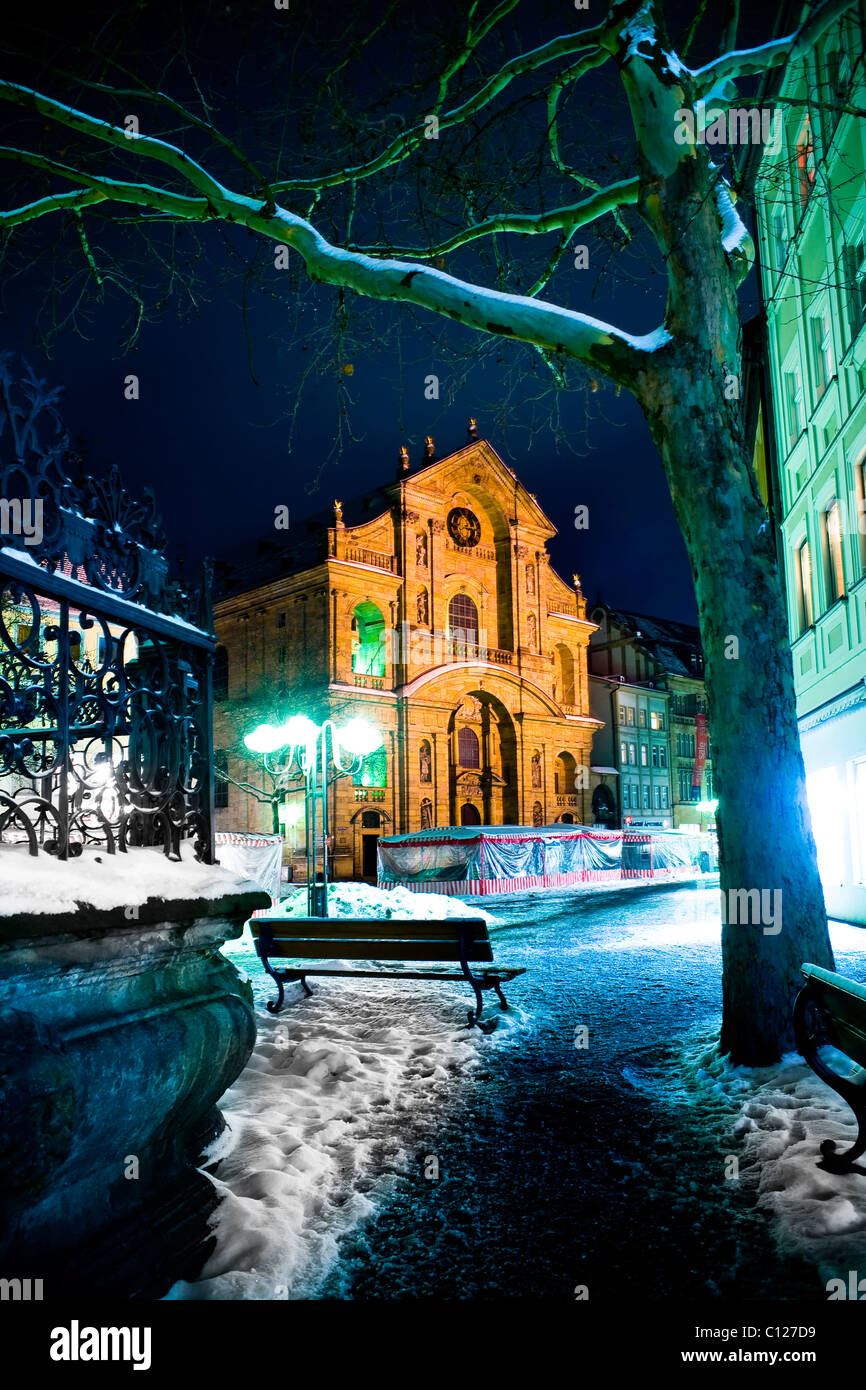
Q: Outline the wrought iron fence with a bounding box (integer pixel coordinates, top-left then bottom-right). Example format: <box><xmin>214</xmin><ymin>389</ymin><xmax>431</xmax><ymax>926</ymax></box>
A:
<box><xmin>0</xmin><ymin>355</ymin><xmax>215</xmax><ymax>861</ymax></box>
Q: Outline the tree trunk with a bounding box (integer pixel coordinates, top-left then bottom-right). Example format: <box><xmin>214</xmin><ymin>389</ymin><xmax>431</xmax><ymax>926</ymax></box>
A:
<box><xmin>639</xmin><ymin>357</ymin><xmax>834</xmax><ymax>1063</ymax></box>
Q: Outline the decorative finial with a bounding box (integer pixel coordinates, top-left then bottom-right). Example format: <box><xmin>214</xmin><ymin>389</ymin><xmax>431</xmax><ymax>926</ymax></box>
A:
<box><xmin>334</xmin><ymin>499</ymin><xmax>343</xmax><ymax>524</ymax></box>
<box><xmin>423</xmin><ymin>435</ymin><xmax>435</xmax><ymax>461</ymax></box>
<box><xmin>467</xmin><ymin>417</ymin><xmax>478</xmax><ymax>442</ymax></box>
<box><xmin>573</xmin><ymin>573</ymin><xmax>582</xmax><ymax>592</ymax></box>
<box><xmin>398</xmin><ymin>445</ymin><xmax>410</xmax><ymax>473</ymax></box>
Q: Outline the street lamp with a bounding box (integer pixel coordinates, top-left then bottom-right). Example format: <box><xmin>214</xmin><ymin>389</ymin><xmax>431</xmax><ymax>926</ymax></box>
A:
<box><xmin>244</xmin><ymin>715</ymin><xmax>384</xmax><ymax>917</ymax></box>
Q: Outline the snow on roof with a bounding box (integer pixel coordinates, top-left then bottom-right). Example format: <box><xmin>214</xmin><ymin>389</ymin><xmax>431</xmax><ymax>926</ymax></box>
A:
<box><xmin>600</xmin><ymin>604</ymin><xmax>704</xmax><ymax>678</ymax></box>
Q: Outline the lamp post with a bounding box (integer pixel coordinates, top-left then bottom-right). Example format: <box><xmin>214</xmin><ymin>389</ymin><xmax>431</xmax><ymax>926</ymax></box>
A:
<box><xmin>244</xmin><ymin>715</ymin><xmax>384</xmax><ymax>917</ymax></box>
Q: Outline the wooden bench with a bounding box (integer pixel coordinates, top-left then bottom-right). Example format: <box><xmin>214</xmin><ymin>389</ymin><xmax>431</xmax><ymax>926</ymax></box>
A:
<box><xmin>249</xmin><ymin>915</ymin><xmax>525</xmax><ymax>1032</ymax></box>
<box><xmin>794</xmin><ymin>963</ymin><xmax>866</xmax><ymax>1172</ymax></box>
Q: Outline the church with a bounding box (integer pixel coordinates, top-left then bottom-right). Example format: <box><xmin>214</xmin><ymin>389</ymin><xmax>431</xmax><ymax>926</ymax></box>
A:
<box><xmin>212</xmin><ymin>428</ymin><xmax>601</xmax><ymax>880</ymax></box>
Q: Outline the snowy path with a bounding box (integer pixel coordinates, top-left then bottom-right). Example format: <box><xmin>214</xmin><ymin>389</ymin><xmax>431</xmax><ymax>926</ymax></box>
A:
<box><xmin>172</xmin><ymin>881</ymin><xmax>866</xmax><ymax>1301</ymax></box>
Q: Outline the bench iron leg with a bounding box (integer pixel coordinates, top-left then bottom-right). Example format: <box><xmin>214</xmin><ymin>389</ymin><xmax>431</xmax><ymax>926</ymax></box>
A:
<box><xmin>820</xmin><ymin>1107</ymin><xmax>866</xmax><ymax>1173</ymax></box>
<box><xmin>794</xmin><ymin>983</ymin><xmax>866</xmax><ymax>1173</ymax></box>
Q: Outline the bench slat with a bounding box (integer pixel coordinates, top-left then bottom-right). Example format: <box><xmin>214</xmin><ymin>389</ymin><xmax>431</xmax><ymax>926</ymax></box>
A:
<box><xmin>256</xmin><ymin>938</ymin><xmax>495</xmax><ymax>963</ymax></box>
<box><xmin>272</xmin><ymin>966</ymin><xmax>526</xmax><ymax>981</ymax></box>
<box><xmin>250</xmin><ymin>916</ymin><xmax>488</xmax><ymax>943</ymax></box>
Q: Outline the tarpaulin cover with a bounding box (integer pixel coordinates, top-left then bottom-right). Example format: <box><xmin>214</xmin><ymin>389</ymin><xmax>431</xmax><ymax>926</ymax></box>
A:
<box><xmin>378</xmin><ymin>825</ymin><xmax>622</xmax><ymax>890</ymax></box>
<box><xmin>622</xmin><ymin>831</ymin><xmax>712</xmax><ymax>877</ymax></box>
<box><xmin>216</xmin><ymin>832</ymin><xmax>284</xmax><ymax>907</ymax></box>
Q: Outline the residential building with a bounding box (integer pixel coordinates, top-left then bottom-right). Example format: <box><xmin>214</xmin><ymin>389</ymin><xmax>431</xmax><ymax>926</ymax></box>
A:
<box><xmin>588</xmin><ymin>605</ymin><xmax>714</xmax><ymax>830</ymax></box>
<box><xmin>751</xmin><ymin>2</ymin><xmax>866</xmax><ymax>923</ymax></box>
<box><xmin>212</xmin><ymin>432</ymin><xmax>601</xmax><ymax>878</ymax></box>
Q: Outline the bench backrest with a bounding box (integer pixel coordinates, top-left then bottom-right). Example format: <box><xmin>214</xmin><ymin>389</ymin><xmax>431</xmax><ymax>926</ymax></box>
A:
<box><xmin>802</xmin><ymin>963</ymin><xmax>866</xmax><ymax>1070</ymax></box>
<box><xmin>250</xmin><ymin>915</ymin><xmax>494</xmax><ymax>963</ymax></box>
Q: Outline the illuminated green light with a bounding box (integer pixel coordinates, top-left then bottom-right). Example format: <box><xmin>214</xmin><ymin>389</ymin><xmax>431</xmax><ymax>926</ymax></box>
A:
<box><xmin>696</xmin><ymin>798</ymin><xmax>719</xmax><ymax>814</ymax></box>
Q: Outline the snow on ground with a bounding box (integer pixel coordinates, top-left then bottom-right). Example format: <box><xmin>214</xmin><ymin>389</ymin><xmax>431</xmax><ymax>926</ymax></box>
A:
<box><xmin>682</xmin><ymin>922</ymin><xmax>866</xmax><ymax>1292</ymax></box>
<box><xmin>171</xmin><ymin>882</ymin><xmax>522</xmax><ymax>1300</ymax></box>
<box><xmin>0</xmin><ymin>841</ymin><xmax>262</xmax><ymax>917</ymax></box>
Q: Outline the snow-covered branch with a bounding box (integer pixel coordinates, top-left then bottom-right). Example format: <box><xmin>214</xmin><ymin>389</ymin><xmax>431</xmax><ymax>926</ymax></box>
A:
<box><xmin>691</xmin><ymin>0</ymin><xmax>853</xmax><ymax>95</ymax></box>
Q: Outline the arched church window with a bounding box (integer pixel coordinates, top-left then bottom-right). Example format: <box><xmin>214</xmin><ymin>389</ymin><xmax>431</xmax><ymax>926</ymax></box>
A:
<box><xmin>457</xmin><ymin>726</ymin><xmax>480</xmax><ymax>768</ymax></box>
<box><xmin>448</xmin><ymin>593</ymin><xmax>479</xmax><ymax>647</ymax></box>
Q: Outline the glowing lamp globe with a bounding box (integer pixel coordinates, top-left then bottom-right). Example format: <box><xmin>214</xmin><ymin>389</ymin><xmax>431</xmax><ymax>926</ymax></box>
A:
<box><xmin>280</xmin><ymin>715</ymin><xmax>319</xmax><ymax>747</ymax></box>
<box><xmin>338</xmin><ymin>718</ymin><xmax>383</xmax><ymax>757</ymax></box>
<box><xmin>244</xmin><ymin>723</ymin><xmax>286</xmax><ymax>754</ymax></box>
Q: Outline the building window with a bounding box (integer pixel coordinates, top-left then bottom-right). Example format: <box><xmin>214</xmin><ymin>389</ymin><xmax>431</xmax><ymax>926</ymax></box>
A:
<box><xmin>354</xmin><ymin>748</ymin><xmax>388</xmax><ymax>788</ymax></box>
<box><xmin>796</xmin><ymin>117</ymin><xmax>815</xmax><ymax>209</ymax></box>
<box><xmin>642</xmin><ymin>785</ymin><xmax>650</xmax><ymax>810</ymax></box>
<box><xmin>843</xmin><ymin>238</ymin><xmax>866</xmax><ymax>344</ymax></box>
<box><xmin>771</xmin><ymin>209</ymin><xmax>788</xmax><ymax>277</ymax></box>
<box><xmin>823</xmin><ymin>499</ymin><xmax>846</xmax><ymax>604</ymax></box>
<box><xmin>448</xmin><ymin>593</ymin><xmax>479</xmax><ymax>649</ymax></box>
<box><xmin>361</xmin><ymin>810</ymin><xmax>381</xmax><ymax>829</ymax></box>
<box><xmin>784</xmin><ymin>369</ymin><xmax>804</xmax><ymax>446</ymax></box>
<box><xmin>638</xmin><ymin>708</ymin><xmax>647</xmax><ymax>728</ymax></box>
<box><xmin>352</xmin><ymin>602</ymin><xmax>387</xmax><ymax>677</ymax></box>
<box><xmin>276</xmin><ymin>611</ymin><xmax>286</xmax><ymax>629</ymax></box>
<box><xmin>640</xmin><ymin>744</ymin><xmax>648</xmax><ymax>767</ymax></box>
<box><xmin>797</xmin><ymin>537</ymin><xmax>814</xmax><ymax>630</ymax></box>
<box><xmin>620</xmin><ymin>741</ymin><xmax>628</xmax><ymax>764</ymax></box>
<box><xmin>618</xmin><ymin>707</ymin><xmax>626</xmax><ymax>725</ymax></box>
<box><xmin>658</xmin><ymin>746</ymin><xmax>667</xmax><ymax>768</ymax></box>
<box><xmin>622</xmin><ymin>784</ymin><xmax>630</xmax><ymax>810</ymax></box>
<box><xmin>628</xmin><ymin>743</ymin><xmax>636</xmax><ymax>766</ymax></box>
<box><xmin>458</xmin><ymin>726</ymin><xmax>480</xmax><ymax>768</ymax></box>
<box><xmin>855</xmin><ymin>458</ymin><xmax>866</xmax><ymax>573</ymax></box>
<box><xmin>650</xmin><ymin>710</ymin><xmax>665</xmax><ymax>731</ymax></box>
<box><xmin>810</xmin><ymin>312</ymin><xmax>833</xmax><ymax>399</ymax></box>
<box><xmin>214</xmin><ymin>751</ymin><xmax>229</xmax><ymax>809</ymax></box>
<box><xmin>654</xmin><ymin>786</ymin><xmax>662</xmax><ymax>809</ymax></box>
<box><xmin>213</xmin><ymin>645</ymin><xmax>229</xmax><ymax>702</ymax></box>
<box><xmin>625</xmin><ymin>706</ymin><xmax>635</xmax><ymax>726</ymax></box>
<box><xmin>661</xmin><ymin>787</ymin><xmax>669</xmax><ymax>810</ymax></box>
<box><xmin>651</xmin><ymin>745</ymin><xmax>660</xmax><ymax>768</ymax></box>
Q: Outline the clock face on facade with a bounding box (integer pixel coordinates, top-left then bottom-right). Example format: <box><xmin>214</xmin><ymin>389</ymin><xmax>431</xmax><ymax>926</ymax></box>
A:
<box><xmin>447</xmin><ymin>507</ymin><xmax>481</xmax><ymax>547</ymax></box>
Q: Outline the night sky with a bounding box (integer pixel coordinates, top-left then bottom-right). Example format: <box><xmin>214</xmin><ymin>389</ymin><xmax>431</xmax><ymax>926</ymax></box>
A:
<box><xmin>0</xmin><ymin>0</ymin><xmax>773</xmax><ymax>624</ymax></box>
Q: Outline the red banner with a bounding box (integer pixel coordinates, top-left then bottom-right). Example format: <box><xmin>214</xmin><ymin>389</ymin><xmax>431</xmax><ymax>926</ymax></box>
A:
<box><xmin>692</xmin><ymin>713</ymin><xmax>708</xmax><ymax>788</ymax></box>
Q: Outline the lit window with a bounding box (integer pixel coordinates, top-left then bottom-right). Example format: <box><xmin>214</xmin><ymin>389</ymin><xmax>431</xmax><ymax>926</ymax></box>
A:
<box><xmin>855</xmin><ymin>459</ymin><xmax>866</xmax><ymax>572</ymax></box>
<box><xmin>796</xmin><ymin>117</ymin><xmax>815</xmax><ymax>209</ymax></box>
<box><xmin>797</xmin><ymin>538</ymin><xmax>814</xmax><ymax>630</ymax></box>
<box><xmin>448</xmin><ymin>593</ymin><xmax>479</xmax><ymax>649</ymax></box>
<box><xmin>628</xmin><ymin>743</ymin><xmax>636</xmax><ymax>765</ymax></box>
<box><xmin>640</xmin><ymin>745</ymin><xmax>648</xmax><ymax>767</ymax></box>
<box><xmin>824</xmin><ymin>499</ymin><xmax>846</xmax><ymax>603</ymax></box>
<box><xmin>354</xmin><ymin>748</ymin><xmax>388</xmax><ymax>788</ymax></box>
<box><xmin>650</xmin><ymin>710</ymin><xmax>665</xmax><ymax>731</ymax></box>
<box><xmin>626</xmin><ymin>706</ymin><xmax>635</xmax><ymax>726</ymax></box>
<box><xmin>619</xmin><ymin>707</ymin><xmax>627</xmax><ymax>724</ymax></box>
<box><xmin>620</xmin><ymin>741</ymin><xmax>628</xmax><ymax>764</ymax></box>
<box><xmin>638</xmin><ymin>708</ymin><xmax>647</xmax><ymax>728</ymax></box>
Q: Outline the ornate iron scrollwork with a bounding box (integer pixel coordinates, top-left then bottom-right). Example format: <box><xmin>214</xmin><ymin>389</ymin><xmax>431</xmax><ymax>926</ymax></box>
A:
<box><xmin>0</xmin><ymin>356</ymin><xmax>215</xmax><ymax>861</ymax></box>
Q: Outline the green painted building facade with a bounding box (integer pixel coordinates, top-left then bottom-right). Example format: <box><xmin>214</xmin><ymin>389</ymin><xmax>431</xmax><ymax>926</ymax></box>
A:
<box><xmin>753</xmin><ymin>3</ymin><xmax>866</xmax><ymax>923</ymax></box>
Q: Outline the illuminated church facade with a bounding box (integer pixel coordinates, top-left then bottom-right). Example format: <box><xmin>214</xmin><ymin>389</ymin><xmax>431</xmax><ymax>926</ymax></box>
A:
<box><xmin>213</xmin><ymin>433</ymin><xmax>601</xmax><ymax>879</ymax></box>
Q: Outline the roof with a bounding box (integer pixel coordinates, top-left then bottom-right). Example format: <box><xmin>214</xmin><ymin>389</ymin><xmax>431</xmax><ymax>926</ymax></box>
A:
<box><xmin>594</xmin><ymin>604</ymin><xmax>704</xmax><ymax>680</ymax></box>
